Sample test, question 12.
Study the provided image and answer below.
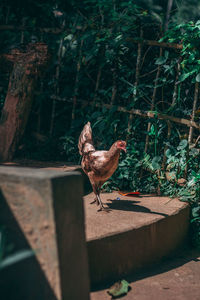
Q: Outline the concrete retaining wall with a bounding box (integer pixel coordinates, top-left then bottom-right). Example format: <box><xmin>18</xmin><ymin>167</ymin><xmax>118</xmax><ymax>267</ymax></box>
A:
<box><xmin>0</xmin><ymin>167</ymin><xmax>90</xmax><ymax>300</ymax></box>
<box><xmin>87</xmin><ymin>203</ymin><xmax>190</xmax><ymax>285</ymax></box>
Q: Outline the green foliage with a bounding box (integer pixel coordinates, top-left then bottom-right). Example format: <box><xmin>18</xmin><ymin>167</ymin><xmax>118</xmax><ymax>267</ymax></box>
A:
<box><xmin>61</xmin><ymin>135</ymin><xmax>80</xmax><ymax>162</ymax></box>
<box><xmin>0</xmin><ymin>1</ymin><xmax>200</xmax><ymax>246</ymax></box>
<box><xmin>160</xmin><ymin>20</ymin><xmax>200</xmax><ymax>84</ymax></box>
<box><xmin>0</xmin><ymin>227</ymin><xmax>34</xmax><ymax>270</ymax></box>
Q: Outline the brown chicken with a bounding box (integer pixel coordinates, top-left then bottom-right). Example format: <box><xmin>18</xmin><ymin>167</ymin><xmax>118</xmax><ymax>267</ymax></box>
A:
<box><xmin>78</xmin><ymin>122</ymin><xmax>126</xmax><ymax>211</ymax></box>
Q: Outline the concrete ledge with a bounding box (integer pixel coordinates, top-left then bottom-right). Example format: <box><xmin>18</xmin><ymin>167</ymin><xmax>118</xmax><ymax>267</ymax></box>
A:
<box><xmin>84</xmin><ymin>192</ymin><xmax>190</xmax><ymax>286</ymax></box>
<box><xmin>0</xmin><ymin>163</ymin><xmax>191</xmax><ymax>290</ymax></box>
<box><xmin>0</xmin><ymin>166</ymin><xmax>90</xmax><ymax>300</ymax></box>
<box><xmin>0</xmin><ymin>161</ymin><xmax>91</xmax><ymax>195</ymax></box>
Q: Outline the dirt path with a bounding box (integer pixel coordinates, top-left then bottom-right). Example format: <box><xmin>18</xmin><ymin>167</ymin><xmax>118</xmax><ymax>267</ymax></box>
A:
<box><xmin>91</xmin><ymin>247</ymin><xmax>200</xmax><ymax>300</ymax></box>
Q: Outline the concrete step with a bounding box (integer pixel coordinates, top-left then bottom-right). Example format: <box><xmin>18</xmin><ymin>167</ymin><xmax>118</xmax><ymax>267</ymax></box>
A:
<box><xmin>1</xmin><ymin>160</ymin><xmax>91</xmax><ymax>194</ymax></box>
<box><xmin>90</xmin><ymin>247</ymin><xmax>200</xmax><ymax>300</ymax></box>
<box><xmin>1</xmin><ymin>161</ymin><xmax>190</xmax><ymax>289</ymax></box>
<box><xmin>84</xmin><ymin>192</ymin><xmax>190</xmax><ymax>286</ymax></box>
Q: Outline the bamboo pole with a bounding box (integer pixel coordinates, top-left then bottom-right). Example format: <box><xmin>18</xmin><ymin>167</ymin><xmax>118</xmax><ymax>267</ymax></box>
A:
<box><xmin>0</xmin><ymin>22</ymin><xmax>185</xmax><ymax>53</ymax></box>
<box><xmin>184</xmin><ymin>82</ymin><xmax>199</xmax><ymax>178</ymax></box>
<box><xmin>93</xmin><ymin>5</ymin><xmax>105</xmax><ymax>104</ymax></box>
<box><xmin>49</xmin><ymin>36</ymin><xmax>64</xmax><ymax>135</ymax></box>
<box><xmin>165</xmin><ymin>0</ymin><xmax>174</xmax><ymax>32</ymax></box>
<box><xmin>144</xmin><ymin>47</ymin><xmax>163</xmax><ymax>153</ymax></box>
<box><xmin>0</xmin><ymin>25</ymin><xmax>67</xmax><ymax>34</ymax></box>
<box><xmin>162</xmin><ymin>121</ymin><xmax>172</xmax><ymax>169</ymax></box>
<box><xmin>162</xmin><ymin>57</ymin><xmax>181</xmax><ymax>170</ymax></box>
<box><xmin>192</xmin><ymin>135</ymin><xmax>200</xmax><ymax>148</ymax></box>
<box><xmin>171</xmin><ymin>58</ymin><xmax>181</xmax><ymax>107</ymax></box>
<box><xmin>51</xmin><ymin>95</ymin><xmax>200</xmax><ymax>131</ymax></box>
<box><xmin>111</xmin><ymin>63</ymin><xmax>117</xmax><ymax>105</ymax></box>
<box><xmin>126</xmin><ymin>38</ymin><xmax>183</xmax><ymax>50</ymax></box>
<box><xmin>110</xmin><ymin>5</ymin><xmax>117</xmax><ymax>106</ymax></box>
<box><xmin>20</xmin><ymin>18</ymin><xmax>26</xmax><ymax>44</ymax></box>
<box><xmin>36</xmin><ymin>81</ymin><xmax>43</xmax><ymax>139</ymax></box>
<box><xmin>127</xmin><ymin>28</ymin><xmax>143</xmax><ymax>139</ymax></box>
<box><xmin>71</xmin><ymin>38</ymin><xmax>84</xmax><ymax>121</ymax></box>
<box><xmin>188</xmin><ymin>82</ymin><xmax>199</xmax><ymax>144</ymax></box>
<box><xmin>0</xmin><ymin>25</ymin><xmax>183</xmax><ymax>50</ymax></box>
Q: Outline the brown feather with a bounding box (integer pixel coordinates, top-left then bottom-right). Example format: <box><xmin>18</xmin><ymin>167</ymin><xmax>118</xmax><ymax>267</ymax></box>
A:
<box><xmin>78</xmin><ymin>122</ymin><xmax>126</xmax><ymax>210</ymax></box>
<box><xmin>78</xmin><ymin>121</ymin><xmax>95</xmax><ymax>155</ymax></box>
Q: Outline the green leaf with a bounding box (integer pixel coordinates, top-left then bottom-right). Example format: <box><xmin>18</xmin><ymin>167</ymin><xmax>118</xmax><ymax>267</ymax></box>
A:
<box><xmin>196</xmin><ymin>73</ymin><xmax>200</xmax><ymax>82</ymax></box>
<box><xmin>189</xmin><ymin>148</ymin><xmax>199</xmax><ymax>156</ymax></box>
<box><xmin>177</xmin><ymin>139</ymin><xmax>188</xmax><ymax>150</ymax></box>
<box><xmin>192</xmin><ymin>207</ymin><xmax>200</xmax><ymax>218</ymax></box>
<box><xmin>149</xmin><ymin>124</ymin><xmax>155</xmax><ymax>136</ymax></box>
<box><xmin>165</xmin><ymin>149</ymin><xmax>172</xmax><ymax>158</ymax></box>
<box><xmin>164</xmin><ymin>50</ymin><xmax>169</xmax><ymax>59</ymax></box>
<box><xmin>155</xmin><ymin>56</ymin><xmax>167</xmax><ymax>65</ymax></box>
<box><xmin>188</xmin><ymin>178</ymin><xmax>195</xmax><ymax>187</ymax></box>
<box><xmin>179</xmin><ymin>73</ymin><xmax>190</xmax><ymax>82</ymax></box>
<box><xmin>0</xmin><ymin>250</ymin><xmax>34</xmax><ymax>270</ymax></box>
<box><xmin>95</xmin><ymin>37</ymin><xmax>106</xmax><ymax>43</ymax></box>
<box><xmin>108</xmin><ymin>280</ymin><xmax>130</xmax><ymax>298</ymax></box>
<box><xmin>179</xmin><ymin>69</ymin><xmax>196</xmax><ymax>82</ymax></box>
<box><xmin>152</xmin><ymin>156</ymin><xmax>161</xmax><ymax>170</ymax></box>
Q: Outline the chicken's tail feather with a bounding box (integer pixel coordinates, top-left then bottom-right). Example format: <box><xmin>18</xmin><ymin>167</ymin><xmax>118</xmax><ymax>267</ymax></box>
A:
<box><xmin>78</xmin><ymin>122</ymin><xmax>95</xmax><ymax>155</ymax></box>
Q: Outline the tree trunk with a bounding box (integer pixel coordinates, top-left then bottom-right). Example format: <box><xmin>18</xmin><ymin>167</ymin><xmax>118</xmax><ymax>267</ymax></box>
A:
<box><xmin>0</xmin><ymin>43</ymin><xmax>49</xmax><ymax>161</ymax></box>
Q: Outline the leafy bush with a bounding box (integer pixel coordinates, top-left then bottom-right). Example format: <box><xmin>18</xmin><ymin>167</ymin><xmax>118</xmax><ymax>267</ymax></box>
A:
<box><xmin>0</xmin><ymin>1</ymin><xmax>200</xmax><ymax>246</ymax></box>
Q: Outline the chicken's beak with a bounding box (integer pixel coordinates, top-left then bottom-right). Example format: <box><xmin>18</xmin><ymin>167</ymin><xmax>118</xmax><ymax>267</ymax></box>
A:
<box><xmin>122</xmin><ymin>147</ymin><xmax>127</xmax><ymax>153</ymax></box>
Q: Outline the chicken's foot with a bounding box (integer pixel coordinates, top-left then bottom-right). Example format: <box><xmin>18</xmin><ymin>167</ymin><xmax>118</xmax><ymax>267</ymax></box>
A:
<box><xmin>90</xmin><ymin>197</ymin><xmax>98</xmax><ymax>205</ymax></box>
<box><xmin>97</xmin><ymin>194</ymin><xmax>110</xmax><ymax>212</ymax></box>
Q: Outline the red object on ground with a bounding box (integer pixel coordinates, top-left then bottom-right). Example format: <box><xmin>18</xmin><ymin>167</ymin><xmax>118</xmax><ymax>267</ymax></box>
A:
<box><xmin>118</xmin><ymin>191</ymin><xmax>140</xmax><ymax>197</ymax></box>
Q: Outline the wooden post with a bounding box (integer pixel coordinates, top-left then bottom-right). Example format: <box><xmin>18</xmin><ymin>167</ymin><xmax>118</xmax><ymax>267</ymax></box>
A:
<box><xmin>0</xmin><ymin>43</ymin><xmax>49</xmax><ymax>162</ymax></box>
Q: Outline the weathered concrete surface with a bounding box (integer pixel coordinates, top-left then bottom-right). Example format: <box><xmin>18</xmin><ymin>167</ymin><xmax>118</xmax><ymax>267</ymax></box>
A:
<box><xmin>0</xmin><ymin>166</ymin><xmax>90</xmax><ymax>300</ymax></box>
<box><xmin>84</xmin><ymin>192</ymin><xmax>190</xmax><ymax>285</ymax></box>
<box><xmin>91</xmin><ymin>247</ymin><xmax>200</xmax><ymax>300</ymax></box>
<box><xmin>0</xmin><ymin>161</ymin><xmax>191</xmax><ymax>291</ymax></box>
<box><xmin>1</xmin><ymin>160</ymin><xmax>91</xmax><ymax>194</ymax></box>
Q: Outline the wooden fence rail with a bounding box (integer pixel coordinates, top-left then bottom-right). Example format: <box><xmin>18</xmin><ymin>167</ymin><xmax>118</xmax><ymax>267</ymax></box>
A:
<box><xmin>50</xmin><ymin>95</ymin><xmax>200</xmax><ymax>131</ymax></box>
<box><xmin>0</xmin><ymin>24</ymin><xmax>183</xmax><ymax>50</ymax></box>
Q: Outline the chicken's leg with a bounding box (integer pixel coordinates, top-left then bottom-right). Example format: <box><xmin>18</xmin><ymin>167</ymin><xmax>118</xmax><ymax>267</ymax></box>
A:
<box><xmin>90</xmin><ymin>197</ymin><xmax>98</xmax><ymax>205</ymax></box>
<box><xmin>92</xmin><ymin>184</ymin><xmax>106</xmax><ymax>210</ymax></box>
<box><xmin>91</xmin><ymin>184</ymin><xmax>100</xmax><ymax>206</ymax></box>
<box><xmin>90</xmin><ymin>181</ymin><xmax>110</xmax><ymax>211</ymax></box>
<box><xmin>96</xmin><ymin>185</ymin><xmax>108</xmax><ymax>211</ymax></box>
<box><xmin>96</xmin><ymin>193</ymin><xmax>106</xmax><ymax>211</ymax></box>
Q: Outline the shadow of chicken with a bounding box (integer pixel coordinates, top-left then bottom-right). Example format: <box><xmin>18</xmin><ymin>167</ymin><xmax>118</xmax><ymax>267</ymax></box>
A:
<box><xmin>78</xmin><ymin>122</ymin><xmax>126</xmax><ymax>211</ymax></box>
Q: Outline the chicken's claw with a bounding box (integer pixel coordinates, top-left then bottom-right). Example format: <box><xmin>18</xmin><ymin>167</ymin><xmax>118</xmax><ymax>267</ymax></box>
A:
<box><xmin>90</xmin><ymin>199</ymin><xmax>97</xmax><ymax>205</ymax></box>
<box><xmin>97</xmin><ymin>206</ymin><xmax>111</xmax><ymax>213</ymax></box>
